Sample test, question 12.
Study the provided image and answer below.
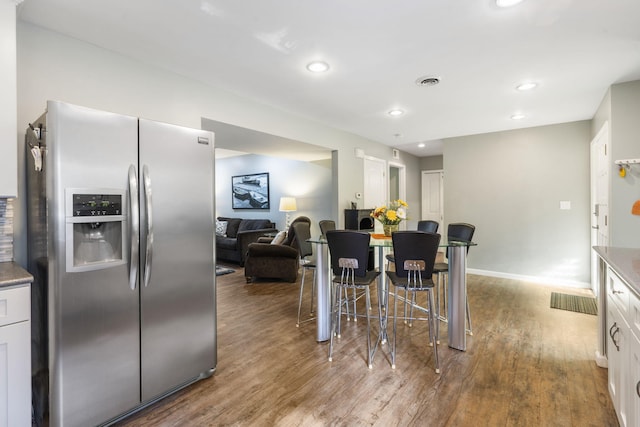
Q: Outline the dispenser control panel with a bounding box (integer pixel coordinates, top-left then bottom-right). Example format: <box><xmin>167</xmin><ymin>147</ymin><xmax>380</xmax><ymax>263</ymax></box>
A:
<box><xmin>65</xmin><ymin>189</ymin><xmax>126</xmax><ymax>272</ymax></box>
<box><xmin>72</xmin><ymin>194</ymin><xmax>122</xmax><ymax>217</ymax></box>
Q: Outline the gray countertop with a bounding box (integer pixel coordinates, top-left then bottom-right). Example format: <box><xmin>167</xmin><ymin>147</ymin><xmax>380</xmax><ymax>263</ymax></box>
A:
<box><xmin>594</xmin><ymin>246</ymin><xmax>640</xmax><ymax>295</ymax></box>
<box><xmin>0</xmin><ymin>262</ymin><xmax>34</xmax><ymax>288</ymax></box>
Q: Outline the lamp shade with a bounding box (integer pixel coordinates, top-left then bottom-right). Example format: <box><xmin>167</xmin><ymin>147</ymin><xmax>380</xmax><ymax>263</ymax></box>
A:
<box><xmin>279</xmin><ymin>197</ymin><xmax>297</xmax><ymax>212</ymax></box>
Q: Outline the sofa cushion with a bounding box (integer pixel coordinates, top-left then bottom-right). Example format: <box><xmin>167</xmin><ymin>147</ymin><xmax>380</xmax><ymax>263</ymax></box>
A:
<box><xmin>247</xmin><ymin>243</ymin><xmax>299</xmax><ymax>258</ymax></box>
<box><xmin>215</xmin><ymin>220</ymin><xmax>228</xmax><ymax>236</ymax></box>
<box><xmin>270</xmin><ymin>230</ymin><xmax>287</xmax><ymax>245</ymax></box>
<box><xmin>216</xmin><ymin>236</ymin><xmax>237</xmax><ymax>250</ymax></box>
<box><xmin>218</xmin><ymin>217</ymin><xmax>242</xmax><ymax>238</ymax></box>
<box><xmin>238</xmin><ymin>219</ymin><xmax>273</xmax><ymax>232</ymax></box>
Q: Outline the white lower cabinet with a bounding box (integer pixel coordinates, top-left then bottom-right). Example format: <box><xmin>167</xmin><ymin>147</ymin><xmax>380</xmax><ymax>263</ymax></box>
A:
<box><xmin>0</xmin><ymin>285</ymin><xmax>31</xmax><ymax>427</ymax></box>
<box><xmin>607</xmin><ymin>267</ymin><xmax>640</xmax><ymax>427</ymax></box>
<box><xmin>607</xmin><ymin>296</ymin><xmax>627</xmax><ymax>425</ymax></box>
<box><xmin>629</xmin><ymin>329</ymin><xmax>640</xmax><ymax>427</ymax></box>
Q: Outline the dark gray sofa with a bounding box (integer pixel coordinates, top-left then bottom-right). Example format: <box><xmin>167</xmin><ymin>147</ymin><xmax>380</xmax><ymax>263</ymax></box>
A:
<box><xmin>216</xmin><ymin>217</ymin><xmax>276</xmax><ymax>266</ymax></box>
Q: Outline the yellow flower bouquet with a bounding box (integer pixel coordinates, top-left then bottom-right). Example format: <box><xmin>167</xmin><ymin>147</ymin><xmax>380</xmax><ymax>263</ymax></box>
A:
<box><xmin>371</xmin><ymin>199</ymin><xmax>408</xmax><ymax>235</ymax></box>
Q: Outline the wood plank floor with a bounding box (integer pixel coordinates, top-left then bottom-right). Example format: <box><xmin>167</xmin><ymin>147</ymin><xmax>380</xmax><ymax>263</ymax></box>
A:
<box><xmin>115</xmin><ymin>266</ymin><xmax>618</xmax><ymax>427</ymax></box>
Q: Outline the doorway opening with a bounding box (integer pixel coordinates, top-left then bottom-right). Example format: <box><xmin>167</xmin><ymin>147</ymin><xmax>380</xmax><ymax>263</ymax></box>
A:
<box><xmin>388</xmin><ymin>161</ymin><xmax>406</xmax><ymax>227</ymax></box>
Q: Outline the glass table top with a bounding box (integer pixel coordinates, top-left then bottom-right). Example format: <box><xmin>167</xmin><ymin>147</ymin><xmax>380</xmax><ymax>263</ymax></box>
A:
<box><xmin>308</xmin><ymin>233</ymin><xmax>476</xmax><ymax>248</ymax></box>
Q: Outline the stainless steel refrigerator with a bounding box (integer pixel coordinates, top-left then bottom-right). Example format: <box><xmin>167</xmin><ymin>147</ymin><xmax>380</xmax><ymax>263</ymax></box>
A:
<box><xmin>26</xmin><ymin>101</ymin><xmax>217</xmax><ymax>426</ymax></box>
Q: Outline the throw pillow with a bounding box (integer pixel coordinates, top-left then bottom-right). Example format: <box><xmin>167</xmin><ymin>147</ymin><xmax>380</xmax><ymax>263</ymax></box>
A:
<box><xmin>215</xmin><ymin>220</ymin><xmax>228</xmax><ymax>236</ymax></box>
<box><xmin>270</xmin><ymin>230</ymin><xmax>287</xmax><ymax>245</ymax></box>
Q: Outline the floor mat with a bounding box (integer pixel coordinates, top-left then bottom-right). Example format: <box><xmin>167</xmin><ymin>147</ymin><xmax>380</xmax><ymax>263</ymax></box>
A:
<box><xmin>550</xmin><ymin>292</ymin><xmax>597</xmax><ymax>315</ymax></box>
<box><xmin>215</xmin><ymin>266</ymin><xmax>235</xmax><ymax>276</ymax></box>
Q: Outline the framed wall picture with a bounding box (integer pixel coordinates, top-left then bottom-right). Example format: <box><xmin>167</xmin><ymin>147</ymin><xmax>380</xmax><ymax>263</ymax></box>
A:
<box><xmin>231</xmin><ymin>172</ymin><xmax>270</xmax><ymax>209</ymax></box>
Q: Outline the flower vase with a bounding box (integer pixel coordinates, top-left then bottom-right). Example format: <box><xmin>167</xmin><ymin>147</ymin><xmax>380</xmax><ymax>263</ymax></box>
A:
<box><xmin>383</xmin><ymin>224</ymin><xmax>398</xmax><ymax>237</ymax></box>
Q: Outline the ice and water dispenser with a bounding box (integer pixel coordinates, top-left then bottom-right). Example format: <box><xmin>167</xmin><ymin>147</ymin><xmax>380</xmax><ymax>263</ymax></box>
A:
<box><xmin>65</xmin><ymin>190</ymin><xmax>126</xmax><ymax>272</ymax></box>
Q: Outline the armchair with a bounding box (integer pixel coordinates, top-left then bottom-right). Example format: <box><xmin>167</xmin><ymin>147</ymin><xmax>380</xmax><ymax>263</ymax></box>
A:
<box><xmin>244</xmin><ymin>216</ymin><xmax>311</xmax><ymax>283</ymax></box>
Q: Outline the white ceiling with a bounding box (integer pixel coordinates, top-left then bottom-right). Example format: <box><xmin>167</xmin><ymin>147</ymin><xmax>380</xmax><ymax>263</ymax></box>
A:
<box><xmin>16</xmin><ymin>0</ymin><xmax>640</xmax><ymax>158</ymax></box>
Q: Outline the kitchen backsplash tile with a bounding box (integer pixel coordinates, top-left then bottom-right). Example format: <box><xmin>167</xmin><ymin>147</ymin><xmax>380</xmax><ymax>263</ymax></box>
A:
<box><xmin>0</xmin><ymin>198</ymin><xmax>14</xmax><ymax>262</ymax></box>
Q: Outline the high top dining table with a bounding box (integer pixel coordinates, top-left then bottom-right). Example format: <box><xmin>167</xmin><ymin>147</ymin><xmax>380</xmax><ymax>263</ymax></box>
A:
<box><xmin>309</xmin><ymin>234</ymin><xmax>476</xmax><ymax>351</ymax></box>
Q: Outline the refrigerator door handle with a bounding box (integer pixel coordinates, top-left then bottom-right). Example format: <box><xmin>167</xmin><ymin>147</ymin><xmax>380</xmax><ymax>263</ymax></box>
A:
<box><xmin>128</xmin><ymin>165</ymin><xmax>140</xmax><ymax>291</ymax></box>
<box><xmin>142</xmin><ymin>165</ymin><xmax>154</xmax><ymax>287</ymax></box>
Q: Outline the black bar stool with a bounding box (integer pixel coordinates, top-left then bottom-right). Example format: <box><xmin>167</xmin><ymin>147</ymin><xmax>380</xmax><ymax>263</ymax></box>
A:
<box><xmin>386</xmin><ymin>231</ymin><xmax>441</xmax><ymax>373</ymax></box>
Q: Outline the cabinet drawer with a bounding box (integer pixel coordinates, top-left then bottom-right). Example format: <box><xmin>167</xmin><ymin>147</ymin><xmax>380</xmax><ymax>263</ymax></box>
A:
<box><xmin>608</xmin><ymin>267</ymin><xmax>630</xmax><ymax>316</ymax></box>
<box><xmin>0</xmin><ymin>285</ymin><xmax>30</xmax><ymax>327</ymax></box>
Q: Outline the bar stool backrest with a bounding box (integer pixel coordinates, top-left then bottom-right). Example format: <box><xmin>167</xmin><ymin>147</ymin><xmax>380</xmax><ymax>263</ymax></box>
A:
<box><xmin>292</xmin><ymin>221</ymin><xmax>313</xmax><ymax>259</ymax></box>
<box><xmin>325</xmin><ymin>230</ymin><xmax>370</xmax><ymax>278</ymax></box>
<box><xmin>283</xmin><ymin>216</ymin><xmax>311</xmax><ymax>247</ymax></box>
<box><xmin>448</xmin><ymin>222</ymin><xmax>475</xmax><ymax>242</ymax></box>
<box><xmin>446</xmin><ymin>222</ymin><xmax>475</xmax><ymax>258</ymax></box>
<box><xmin>391</xmin><ymin>231</ymin><xmax>441</xmax><ymax>278</ymax></box>
<box><xmin>417</xmin><ymin>220</ymin><xmax>439</xmax><ymax>233</ymax></box>
<box><xmin>319</xmin><ymin>219</ymin><xmax>336</xmax><ymax>237</ymax></box>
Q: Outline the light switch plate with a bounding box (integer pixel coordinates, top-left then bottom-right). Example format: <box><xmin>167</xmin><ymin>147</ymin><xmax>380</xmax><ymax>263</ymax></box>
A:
<box><xmin>560</xmin><ymin>201</ymin><xmax>571</xmax><ymax>210</ymax></box>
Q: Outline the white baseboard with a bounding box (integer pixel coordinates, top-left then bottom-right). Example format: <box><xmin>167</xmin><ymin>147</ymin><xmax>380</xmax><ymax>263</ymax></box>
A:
<box><xmin>595</xmin><ymin>351</ymin><xmax>608</xmax><ymax>368</ymax></box>
<box><xmin>467</xmin><ymin>268</ymin><xmax>591</xmax><ymax>289</ymax></box>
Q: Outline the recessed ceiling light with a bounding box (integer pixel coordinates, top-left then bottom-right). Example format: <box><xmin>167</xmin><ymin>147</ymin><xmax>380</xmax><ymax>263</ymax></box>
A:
<box><xmin>516</xmin><ymin>82</ymin><xmax>538</xmax><ymax>91</ymax></box>
<box><xmin>418</xmin><ymin>143</ymin><xmax>426</xmax><ymax>148</ymax></box>
<box><xmin>388</xmin><ymin>109</ymin><xmax>404</xmax><ymax>117</ymax></box>
<box><xmin>496</xmin><ymin>0</ymin><xmax>524</xmax><ymax>7</ymax></box>
<box><xmin>511</xmin><ymin>113</ymin><xmax>526</xmax><ymax>120</ymax></box>
<box><xmin>306</xmin><ymin>61</ymin><xmax>330</xmax><ymax>73</ymax></box>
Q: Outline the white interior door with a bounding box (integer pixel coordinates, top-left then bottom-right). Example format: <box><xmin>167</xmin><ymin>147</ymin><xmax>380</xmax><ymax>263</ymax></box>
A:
<box><xmin>590</xmin><ymin>122</ymin><xmax>609</xmax><ymax>295</ymax></box>
<box><xmin>364</xmin><ymin>156</ymin><xmax>387</xmax><ymax>233</ymax></box>
<box><xmin>421</xmin><ymin>170</ymin><xmax>444</xmax><ymax>226</ymax></box>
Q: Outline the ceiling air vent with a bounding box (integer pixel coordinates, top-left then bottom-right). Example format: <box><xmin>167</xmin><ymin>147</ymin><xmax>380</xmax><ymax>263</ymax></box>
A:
<box><xmin>415</xmin><ymin>76</ymin><xmax>441</xmax><ymax>87</ymax></box>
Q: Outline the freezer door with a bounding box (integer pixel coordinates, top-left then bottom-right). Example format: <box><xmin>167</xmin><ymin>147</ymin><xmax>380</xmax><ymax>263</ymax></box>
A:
<box><xmin>45</xmin><ymin>101</ymin><xmax>141</xmax><ymax>427</ymax></box>
<box><xmin>139</xmin><ymin>119</ymin><xmax>216</xmax><ymax>401</ymax></box>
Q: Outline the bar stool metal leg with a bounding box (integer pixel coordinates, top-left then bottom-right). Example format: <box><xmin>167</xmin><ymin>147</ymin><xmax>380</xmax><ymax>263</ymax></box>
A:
<box><xmin>297</xmin><ymin>264</ymin><xmax>316</xmax><ymax>328</ymax></box>
<box><xmin>427</xmin><ymin>287</ymin><xmax>440</xmax><ymax>373</ymax></box>
<box><xmin>310</xmin><ymin>269</ymin><xmax>316</xmax><ymax>314</ymax></box>
<box><xmin>391</xmin><ymin>286</ymin><xmax>399</xmax><ymax>369</ymax></box>
<box><xmin>352</xmin><ymin>289</ymin><xmax>358</xmax><ymax>322</ymax></box>
<box><xmin>466</xmin><ymin>297</ymin><xmax>473</xmax><ymax>335</ymax></box>
<box><xmin>388</xmin><ymin>259</ymin><xmax>440</xmax><ymax>374</ymax></box>
<box><xmin>296</xmin><ymin>268</ymin><xmax>307</xmax><ymax>327</ymax></box>
<box><xmin>329</xmin><ymin>285</ymin><xmax>344</xmax><ymax>362</ymax></box>
<box><xmin>365</xmin><ymin>287</ymin><xmax>373</xmax><ymax>369</ymax></box>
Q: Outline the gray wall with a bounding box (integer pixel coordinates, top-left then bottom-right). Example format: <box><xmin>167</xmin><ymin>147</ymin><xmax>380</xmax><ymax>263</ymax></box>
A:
<box><xmin>389</xmin><ymin>149</ymin><xmax>422</xmax><ymax>230</ymax></box>
<box><xmin>420</xmin><ymin>155</ymin><xmax>444</xmax><ymax>171</ymax></box>
<box><xmin>592</xmin><ymin>80</ymin><xmax>640</xmax><ymax>248</ymax></box>
<box><xmin>591</xmin><ymin>86</ymin><xmax>611</xmax><ymax>140</ymax></box>
<box><xmin>15</xmin><ymin>22</ymin><xmax>408</xmax><ymax>265</ymax></box>
<box><xmin>339</xmin><ymin>144</ymin><xmax>423</xmax><ymax>230</ymax></box>
<box><xmin>13</xmin><ymin>20</ymin><xmax>616</xmax><ymax>286</ymax></box>
<box><xmin>443</xmin><ymin>121</ymin><xmax>592</xmax><ymax>285</ymax></box>
<box><xmin>0</xmin><ymin>2</ymin><xmax>17</xmax><ymax>197</ymax></box>
<box><xmin>215</xmin><ymin>154</ymin><xmax>332</xmax><ymax>236</ymax></box>
<box><xmin>609</xmin><ymin>81</ymin><xmax>640</xmax><ymax>247</ymax></box>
